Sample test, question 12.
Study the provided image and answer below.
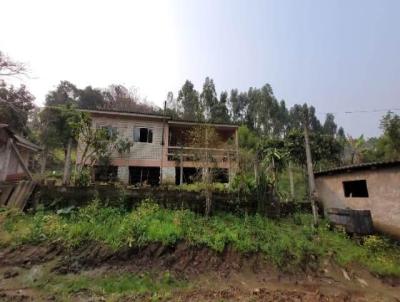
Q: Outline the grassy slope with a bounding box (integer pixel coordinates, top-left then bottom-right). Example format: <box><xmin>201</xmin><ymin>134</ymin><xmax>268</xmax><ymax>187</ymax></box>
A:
<box><xmin>1</xmin><ymin>201</ymin><xmax>399</xmax><ymax>277</ymax></box>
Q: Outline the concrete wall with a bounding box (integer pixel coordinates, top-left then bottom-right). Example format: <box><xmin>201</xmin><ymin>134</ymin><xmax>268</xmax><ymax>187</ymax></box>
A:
<box><xmin>315</xmin><ymin>167</ymin><xmax>400</xmax><ymax>238</ymax></box>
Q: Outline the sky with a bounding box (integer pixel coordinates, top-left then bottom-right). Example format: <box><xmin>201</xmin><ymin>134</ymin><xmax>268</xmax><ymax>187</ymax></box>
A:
<box><xmin>1</xmin><ymin>0</ymin><xmax>399</xmax><ymax>137</ymax></box>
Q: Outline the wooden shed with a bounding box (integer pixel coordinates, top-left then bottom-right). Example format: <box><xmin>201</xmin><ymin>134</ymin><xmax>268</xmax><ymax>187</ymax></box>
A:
<box><xmin>0</xmin><ymin>124</ymin><xmax>41</xmax><ymax>182</ymax></box>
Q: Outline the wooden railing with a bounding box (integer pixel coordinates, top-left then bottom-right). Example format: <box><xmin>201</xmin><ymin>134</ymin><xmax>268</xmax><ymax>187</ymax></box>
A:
<box><xmin>167</xmin><ymin>146</ymin><xmax>237</xmax><ymax>163</ymax></box>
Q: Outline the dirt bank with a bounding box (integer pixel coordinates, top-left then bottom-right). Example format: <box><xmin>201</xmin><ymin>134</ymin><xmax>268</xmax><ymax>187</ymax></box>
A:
<box><xmin>0</xmin><ymin>242</ymin><xmax>399</xmax><ymax>301</ymax></box>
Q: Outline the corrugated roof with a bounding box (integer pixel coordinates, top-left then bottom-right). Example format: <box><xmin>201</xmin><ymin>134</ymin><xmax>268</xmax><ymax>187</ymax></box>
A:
<box><xmin>0</xmin><ymin>124</ymin><xmax>42</xmax><ymax>151</ymax></box>
<box><xmin>79</xmin><ymin>108</ymin><xmax>168</xmax><ymax>119</ymax></box>
<box><xmin>314</xmin><ymin>160</ymin><xmax>400</xmax><ymax>177</ymax></box>
<box><xmin>14</xmin><ymin>134</ymin><xmax>42</xmax><ymax>151</ymax></box>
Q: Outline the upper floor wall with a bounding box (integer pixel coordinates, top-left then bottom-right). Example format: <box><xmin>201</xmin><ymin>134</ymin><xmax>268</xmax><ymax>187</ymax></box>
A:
<box><xmin>77</xmin><ymin>111</ymin><xmax>166</xmax><ymax>164</ymax></box>
<box><xmin>76</xmin><ymin>110</ymin><xmax>239</xmax><ymax>168</ymax></box>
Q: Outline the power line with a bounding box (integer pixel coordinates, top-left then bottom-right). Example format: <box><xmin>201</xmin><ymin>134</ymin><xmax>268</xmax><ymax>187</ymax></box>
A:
<box><xmin>317</xmin><ymin>108</ymin><xmax>400</xmax><ymax>116</ymax></box>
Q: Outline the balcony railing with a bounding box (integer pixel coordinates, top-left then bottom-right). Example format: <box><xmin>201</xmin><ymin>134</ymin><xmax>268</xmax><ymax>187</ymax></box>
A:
<box><xmin>167</xmin><ymin>146</ymin><xmax>237</xmax><ymax>163</ymax></box>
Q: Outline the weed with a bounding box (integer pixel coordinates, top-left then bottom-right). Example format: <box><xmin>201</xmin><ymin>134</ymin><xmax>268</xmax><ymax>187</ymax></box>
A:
<box><xmin>1</xmin><ymin>201</ymin><xmax>400</xmax><ymax>276</ymax></box>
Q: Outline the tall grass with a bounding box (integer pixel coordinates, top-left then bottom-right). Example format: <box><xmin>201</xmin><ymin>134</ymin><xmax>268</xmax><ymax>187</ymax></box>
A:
<box><xmin>1</xmin><ymin>201</ymin><xmax>399</xmax><ymax>276</ymax></box>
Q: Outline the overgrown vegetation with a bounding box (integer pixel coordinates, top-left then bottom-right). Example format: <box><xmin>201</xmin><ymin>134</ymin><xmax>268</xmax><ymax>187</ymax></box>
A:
<box><xmin>1</xmin><ymin>201</ymin><xmax>399</xmax><ymax>277</ymax></box>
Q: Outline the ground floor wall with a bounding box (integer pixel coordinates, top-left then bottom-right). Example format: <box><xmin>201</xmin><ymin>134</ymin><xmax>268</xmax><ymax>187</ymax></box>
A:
<box><xmin>115</xmin><ymin>164</ymin><xmax>231</xmax><ymax>186</ymax></box>
<box><xmin>315</xmin><ymin>167</ymin><xmax>400</xmax><ymax>239</ymax></box>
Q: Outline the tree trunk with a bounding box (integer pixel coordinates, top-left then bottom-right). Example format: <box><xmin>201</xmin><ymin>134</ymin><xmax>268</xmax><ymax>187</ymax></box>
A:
<box><xmin>40</xmin><ymin>148</ymin><xmax>48</xmax><ymax>175</ymax></box>
<box><xmin>304</xmin><ymin>123</ymin><xmax>318</xmax><ymax>226</ymax></box>
<box><xmin>254</xmin><ymin>154</ymin><xmax>259</xmax><ymax>185</ymax></box>
<box><xmin>62</xmin><ymin>137</ymin><xmax>73</xmax><ymax>186</ymax></box>
<box><xmin>288</xmin><ymin>161</ymin><xmax>295</xmax><ymax>200</ymax></box>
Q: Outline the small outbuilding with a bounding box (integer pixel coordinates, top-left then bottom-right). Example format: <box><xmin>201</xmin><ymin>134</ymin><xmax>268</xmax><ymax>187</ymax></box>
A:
<box><xmin>315</xmin><ymin>161</ymin><xmax>400</xmax><ymax>239</ymax></box>
<box><xmin>0</xmin><ymin>124</ymin><xmax>41</xmax><ymax>182</ymax></box>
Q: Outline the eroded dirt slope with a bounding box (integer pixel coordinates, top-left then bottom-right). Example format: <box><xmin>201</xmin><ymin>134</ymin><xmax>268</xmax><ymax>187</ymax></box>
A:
<box><xmin>0</xmin><ymin>243</ymin><xmax>399</xmax><ymax>301</ymax></box>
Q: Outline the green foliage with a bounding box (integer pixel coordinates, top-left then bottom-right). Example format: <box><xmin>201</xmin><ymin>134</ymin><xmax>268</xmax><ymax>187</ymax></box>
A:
<box><xmin>377</xmin><ymin>111</ymin><xmax>400</xmax><ymax>160</ymax></box>
<box><xmin>167</xmin><ymin>182</ymin><xmax>228</xmax><ymax>193</ymax></box>
<box><xmin>1</xmin><ymin>202</ymin><xmax>400</xmax><ymax>276</ymax></box>
<box><xmin>276</xmin><ymin>166</ymin><xmax>307</xmax><ymax>201</ymax></box>
<box><xmin>228</xmin><ymin>174</ymin><xmax>256</xmax><ymax>195</ymax></box>
<box><xmin>72</xmin><ymin>167</ymin><xmax>91</xmax><ymax>187</ymax></box>
<box><xmin>238</xmin><ymin>125</ymin><xmax>259</xmax><ymax>150</ymax></box>
<box><xmin>177</xmin><ymin>80</ymin><xmax>203</xmax><ymax>121</ymax></box>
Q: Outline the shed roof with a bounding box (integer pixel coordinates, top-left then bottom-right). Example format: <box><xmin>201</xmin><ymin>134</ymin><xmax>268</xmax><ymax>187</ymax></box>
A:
<box><xmin>0</xmin><ymin>124</ymin><xmax>42</xmax><ymax>151</ymax></box>
<box><xmin>314</xmin><ymin>160</ymin><xmax>400</xmax><ymax>177</ymax></box>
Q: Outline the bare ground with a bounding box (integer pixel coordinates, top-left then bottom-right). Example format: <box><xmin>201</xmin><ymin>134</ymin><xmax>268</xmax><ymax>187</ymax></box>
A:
<box><xmin>0</xmin><ymin>242</ymin><xmax>399</xmax><ymax>301</ymax></box>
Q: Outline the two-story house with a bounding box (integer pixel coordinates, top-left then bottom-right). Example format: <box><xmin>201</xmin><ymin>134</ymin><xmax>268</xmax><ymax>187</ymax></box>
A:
<box><xmin>77</xmin><ymin>109</ymin><xmax>239</xmax><ymax>185</ymax></box>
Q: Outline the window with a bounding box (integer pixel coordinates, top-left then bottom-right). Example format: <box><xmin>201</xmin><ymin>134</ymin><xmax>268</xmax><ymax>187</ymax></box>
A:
<box><xmin>101</xmin><ymin>126</ymin><xmax>118</xmax><ymax>139</ymax></box>
<box><xmin>133</xmin><ymin>127</ymin><xmax>153</xmax><ymax>143</ymax></box>
<box><xmin>343</xmin><ymin>180</ymin><xmax>369</xmax><ymax>198</ymax></box>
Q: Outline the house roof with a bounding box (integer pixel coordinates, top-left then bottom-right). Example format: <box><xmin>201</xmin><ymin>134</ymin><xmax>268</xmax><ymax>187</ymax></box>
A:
<box><xmin>79</xmin><ymin>108</ymin><xmax>169</xmax><ymax>119</ymax></box>
<box><xmin>81</xmin><ymin>109</ymin><xmax>238</xmax><ymax>128</ymax></box>
<box><xmin>0</xmin><ymin>124</ymin><xmax>42</xmax><ymax>152</ymax></box>
<box><xmin>168</xmin><ymin>119</ymin><xmax>239</xmax><ymax>128</ymax></box>
<box><xmin>314</xmin><ymin>160</ymin><xmax>400</xmax><ymax>177</ymax></box>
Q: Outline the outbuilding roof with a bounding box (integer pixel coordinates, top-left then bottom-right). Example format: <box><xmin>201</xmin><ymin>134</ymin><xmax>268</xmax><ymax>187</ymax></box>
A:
<box><xmin>314</xmin><ymin>160</ymin><xmax>400</xmax><ymax>177</ymax></box>
<box><xmin>0</xmin><ymin>124</ymin><xmax>42</xmax><ymax>151</ymax></box>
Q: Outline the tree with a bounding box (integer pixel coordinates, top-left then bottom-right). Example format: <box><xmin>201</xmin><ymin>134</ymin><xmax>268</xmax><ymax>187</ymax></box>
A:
<box><xmin>200</xmin><ymin>77</ymin><xmax>218</xmax><ymax>121</ymax></box>
<box><xmin>0</xmin><ymin>82</ymin><xmax>34</xmax><ymax>135</ymax></box>
<box><xmin>42</xmin><ymin>81</ymin><xmax>81</xmax><ymax>183</ymax></box>
<box><xmin>323</xmin><ymin>113</ymin><xmax>337</xmax><ymax>136</ymax></box>
<box><xmin>177</xmin><ymin>80</ymin><xmax>203</xmax><ymax>121</ymax></box>
<box><xmin>346</xmin><ymin>135</ymin><xmax>366</xmax><ymax>164</ymax></box>
<box><xmin>0</xmin><ymin>51</ymin><xmax>26</xmax><ymax>77</ymax></box>
<box><xmin>209</xmin><ymin>91</ymin><xmax>230</xmax><ymax>123</ymax></box>
<box><xmin>288</xmin><ymin>104</ymin><xmax>322</xmax><ymax>133</ymax></box>
<box><xmin>0</xmin><ymin>51</ymin><xmax>34</xmax><ymax>135</ymax></box>
<box><xmin>379</xmin><ymin>111</ymin><xmax>400</xmax><ymax>159</ymax></box>
<box><xmin>74</xmin><ymin>112</ymin><xmax>131</xmax><ymax>183</ymax></box>
<box><xmin>78</xmin><ymin>86</ymin><xmax>105</xmax><ymax>109</ymax></box>
<box><xmin>187</xmin><ymin>125</ymin><xmax>224</xmax><ymax>216</ymax></box>
<box><xmin>229</xmin><ymin>89</ymin><xmax>248</xmax><ymax>123</ymax></box>
<box><xmin>165</xmin><ymin>91</ymin><xmax>182</xmax><ymax>119</ymax></box>
<box><xmin>102</xmin><ymin>84</ymin><xmax>156</xmax><ymax>113</ymax></box>
<box><xmin>45</xmin><ymin>81</ymin><xmax>79</xmax><ymax>106</ymax></box>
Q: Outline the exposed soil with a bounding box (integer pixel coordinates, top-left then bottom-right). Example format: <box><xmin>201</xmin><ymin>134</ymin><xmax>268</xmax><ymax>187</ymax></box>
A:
<box><xmin>0</xmin><ymin>242</ymin><xmax>399</xmax><ymax>301</ymax></box>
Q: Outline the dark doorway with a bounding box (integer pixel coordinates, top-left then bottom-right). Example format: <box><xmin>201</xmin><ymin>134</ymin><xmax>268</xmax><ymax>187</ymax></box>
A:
<box><xmin>94</xmin><ymin>165</ymin><xmax>118</xmax><ymax>182</ymax></box>
<box><xmin>343</xmin><ymin>180</ymin><xmax>369</xmax><ymax>198</ymax></box>
<box><xmin>129</xmin><ymin>167</ymin><xmax>160</xmax><ymax>186</ymax></box>
<box><xmin>212</xmin><ymin>168</ymin><xmax>229</xmax><ymax>183</ymax></box>
<box><xmin>175</xmin><ymin>167</ymin><xmax>200</xmax><ymax>185</ymax></box>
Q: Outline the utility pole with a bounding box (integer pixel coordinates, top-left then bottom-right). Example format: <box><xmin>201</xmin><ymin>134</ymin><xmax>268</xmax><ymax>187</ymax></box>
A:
<box><xmin>303</xmin><ymin>114</ymin><xmax>319</xmax><ymax>226</ymax></box>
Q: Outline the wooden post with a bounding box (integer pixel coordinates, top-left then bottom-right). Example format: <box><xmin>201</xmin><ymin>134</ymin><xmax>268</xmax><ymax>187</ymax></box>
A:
<box><xmin>160</xmin><ymin>101</ymin><xmax>168</xmax><ymax>185</ymax></box>
<box><xmin>10</xmin><ymin>139</ymin><xmax>33</xmax><ymax>180</ymax></box>
<box><xmin>62</xmin><ymin>137</ymin><xmax>73</xmax><ymax>186</ymax></box>
<box><xmin>1</xmin><ymin>138</ymin><xmax>12</xmax><ymax>181</ymax></box>
<box><xmin>304</xmin><ymin>121</ymin><xmax>318</xmax><ymax>226</ymax></box>
<box><xmin>235</xmin><ymin>128</ymin><xmax>239</xmax><ymax>174</ymax></box>
<box><xmin>179</xmin><ymin>146</ymin><xmax>183</xmax><ymax>185</ymax></box>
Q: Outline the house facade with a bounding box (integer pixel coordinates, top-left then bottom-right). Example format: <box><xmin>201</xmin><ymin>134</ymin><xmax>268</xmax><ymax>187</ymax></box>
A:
<box><xmin>314</xmin><ymin>161</ymin><xmax>400</xmax><ymax>239</ymax></box>
<box><xmin>77</xmin><ymin>109</ymin><xmax>239</xmax><ymax>185</ymax></box>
